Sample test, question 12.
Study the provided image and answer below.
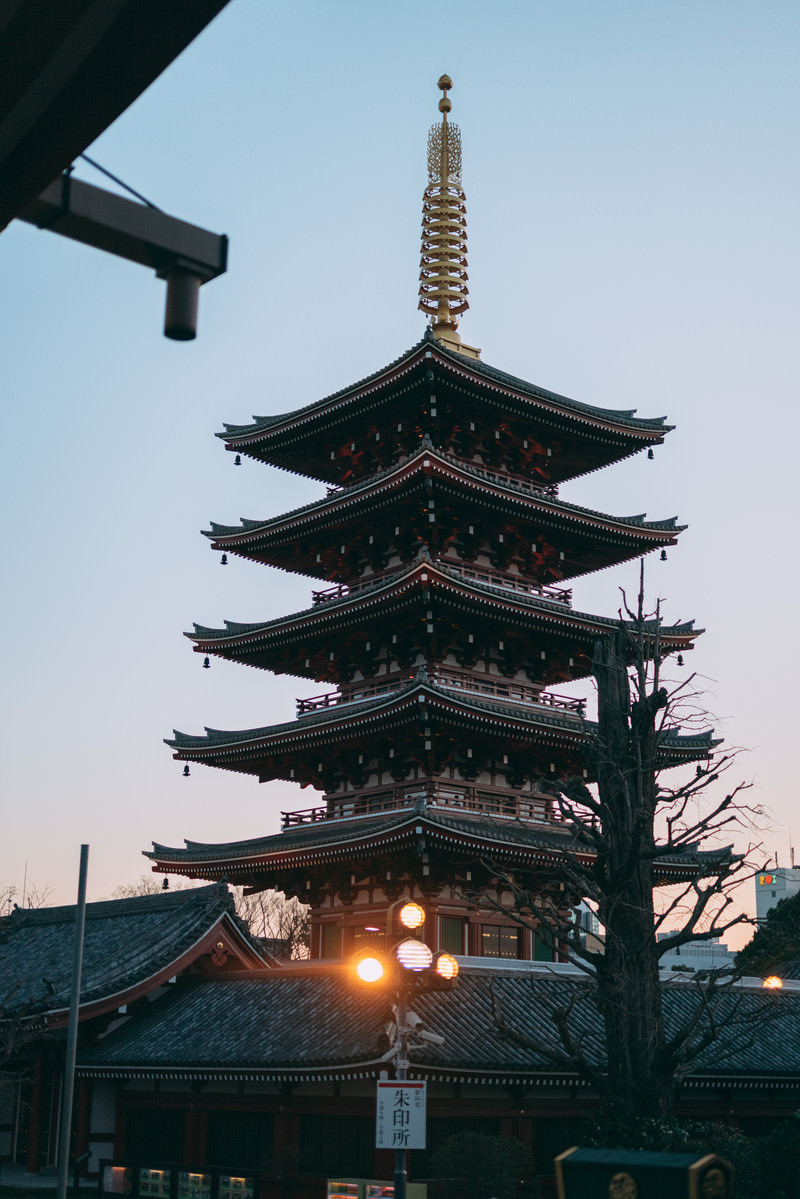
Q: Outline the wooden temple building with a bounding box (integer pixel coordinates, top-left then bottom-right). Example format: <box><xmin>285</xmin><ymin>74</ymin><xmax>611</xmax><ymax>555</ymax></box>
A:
<box><xmin>7</xmin><ymin>78</ymin><xmax>799</xmax><ymax>1199</ymax></box>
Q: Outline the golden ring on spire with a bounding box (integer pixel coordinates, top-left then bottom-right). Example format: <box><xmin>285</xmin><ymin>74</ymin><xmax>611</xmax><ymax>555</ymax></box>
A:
<box><xmin>419</xmin><ymin>75</ymin><xmax>468</xmax><ymax>332</ymax></box>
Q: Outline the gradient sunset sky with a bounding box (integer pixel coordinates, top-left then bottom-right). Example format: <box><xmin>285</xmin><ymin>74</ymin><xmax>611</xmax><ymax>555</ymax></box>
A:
<box><xmin>2</xmin><ymin>0</ymin><xmax>798</xmax><ymax>940</ymax></box>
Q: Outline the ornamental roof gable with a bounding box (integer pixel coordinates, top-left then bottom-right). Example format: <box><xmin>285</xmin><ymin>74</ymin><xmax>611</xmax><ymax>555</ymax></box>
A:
<box><xmin>0</xmin><ymin>883</ymin><xmax>274</xmax><ymax>1021</ymax></box>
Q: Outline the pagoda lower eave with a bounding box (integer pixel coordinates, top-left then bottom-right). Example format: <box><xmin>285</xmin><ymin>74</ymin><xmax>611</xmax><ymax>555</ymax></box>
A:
<box><xmin>167</xmin><ymin>675</ymin><xmax>718</xmax><ymax>790</ymax></box>
<box><xmin>145</xmin><ymin>802</ymin><xmax>724</xmax><ymax>894</ymax></box>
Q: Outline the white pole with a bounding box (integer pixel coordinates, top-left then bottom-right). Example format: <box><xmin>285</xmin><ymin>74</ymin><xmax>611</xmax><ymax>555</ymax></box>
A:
<box><xmin>56</xmin><ymin>845</ymin><xmax>89</xmax><ymax>1199</ymax></box>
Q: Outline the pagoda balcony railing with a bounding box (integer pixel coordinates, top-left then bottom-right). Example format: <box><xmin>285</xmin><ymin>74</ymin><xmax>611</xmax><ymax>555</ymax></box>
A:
<box><xmin>311</xmin><ymin>561</ymin><xmax>573</xmax><ymax>607</ymax></box>
<box><xmin>296</xmin><ymin>667</ymin><xmax>586</xmax><ymax>717</ymax></box>
<box><xmin>440</xmin><ymin>561</ymin><xmax>572</xmax><ymax>605</ymax></box>
<box><xmin>280</xmin><ymin>780</ymin><xmax>566</xmax><ymax>829</ymax></box>
<box><xmin>311</xmin><ymin>564</ymin><xmax>404</xmax><ymax>606</ymax></box>
<box><xmin>321</xmin><ymin>446</ymin><xmax>560</xmax><ymax>502</ymax></box>
<box><xmin>449</xmin><ymin>454</ymin><xmax>559</xmax><ymax>501</ymax></box>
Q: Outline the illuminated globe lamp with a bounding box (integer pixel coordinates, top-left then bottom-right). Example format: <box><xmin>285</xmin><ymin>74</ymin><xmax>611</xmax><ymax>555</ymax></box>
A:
<box><xmin>762</xmin><ymin>975</ymin><xmax>784</xmax><ymax>990</ymax></box>
<box><xmin>355</xmin><ymin>955</ymin><xmax>386</xmax><ymax>984</ymax></box>
<box><xmin>395</xmin><ymin>938</ymin><xmax>434</xmax><ymax>972</ymax></box>
<box><xmin>398</xmin><ymin>901</ymin><xmax>425</xmax><ymax>931</ymax></box>
<box><xmin>433</xmin><ymin>952</ymin><xmax>459</xmax><ymax>981</ymax></box>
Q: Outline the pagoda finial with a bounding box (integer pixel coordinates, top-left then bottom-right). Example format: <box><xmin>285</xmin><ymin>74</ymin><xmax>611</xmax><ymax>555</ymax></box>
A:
<box><xmin>419</xmin><ymin>75</ymin><xmax>477</xmax><ymax>357</ymax></box>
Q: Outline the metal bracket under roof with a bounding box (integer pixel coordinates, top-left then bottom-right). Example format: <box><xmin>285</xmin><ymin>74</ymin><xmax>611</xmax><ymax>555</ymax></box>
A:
<box><xmin>18</xmin><ymin>174</ymin><xmax>228</xmax><ymax>340</ymax></box>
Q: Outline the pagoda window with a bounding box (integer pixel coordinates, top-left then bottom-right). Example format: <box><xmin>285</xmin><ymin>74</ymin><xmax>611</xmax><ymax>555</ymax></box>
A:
<box><xmin>480</xmin><ymin>925</ymin><xmax>521</xmax><ymax>960</ymax></box>
<box><xmin>440</xmin><ymin>915</ymin><xmax>465</xmax><ymax>955</ymax></box>
<box><xmin>534</xmin><ymin>925</ymin><xmax>555</xmax><ymax>962</ymax></box>
<box><xmin>321</xmin><ymin>924</ymin><xmax>342</xmax><ymax>959</ymax></box>
<box><xmin>350</xmin><ymin>925</ymin><xmax>383</xmax><ymax>951</ymax></box>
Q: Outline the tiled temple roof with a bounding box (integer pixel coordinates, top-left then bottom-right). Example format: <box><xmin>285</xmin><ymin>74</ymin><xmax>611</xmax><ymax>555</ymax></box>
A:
<box><xmin>146</xmin><ymin>799</ymin><xmax>728</xmax><ymax>882</ymax></box>
<box><xmin>187</xmin><ymin>559</ymin><xmax>699</xmax><ymax>656</ymax></box>
<box><xmin>166</xmin><ymin>677</ymin><xmax>717</xmax><ymax>759</ymax></box>
<box><xmin>76</xmin><ymin>970</ymin><xmax>800</xmax><ymax>1087</ymax></box>
<box><xmin>220</xmin><ymin>332</ymin><xmax>670</xmax><ymax>444</ymax></box>
<box><xmin>204</xmin><ymin>448</ymin><xmax>683</xmax><ymax>545</ymax></box>
<box><xmin>148</xmin><ymin>806</ymin><xmax>581</xmax><ymax>868</ymax></box>
<box><xmin>0</xmin><ymin>884</ymin><xmax>270</xmax><ymax>1018</ymax></box>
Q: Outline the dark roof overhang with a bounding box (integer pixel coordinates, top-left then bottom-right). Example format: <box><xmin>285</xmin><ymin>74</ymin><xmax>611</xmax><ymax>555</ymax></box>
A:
<box><xmin>204</xmin><ymin>447</ymin><xmax>684</xmax><ymax>580</ymax></box>
<box><xmin>187</xmin><ymin>558</ymin><xmax>700</xmax><ymax>677</ymax></box>
<box><xmin>0</xmin><ymin>0</ymin><xmax>232</xmax><ymax>231</ymax></box>
<box><xmin>218</xmin><ymin>334</ymin><xmax>672</xmax><ymax>485</ymax></box>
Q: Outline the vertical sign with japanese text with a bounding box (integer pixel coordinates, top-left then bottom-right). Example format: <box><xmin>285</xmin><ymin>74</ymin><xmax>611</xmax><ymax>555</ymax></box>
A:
<box><xmin>375</xmin><ymin>1081</ymin><xmax>427</xmax><ymax>1149</ymax></box>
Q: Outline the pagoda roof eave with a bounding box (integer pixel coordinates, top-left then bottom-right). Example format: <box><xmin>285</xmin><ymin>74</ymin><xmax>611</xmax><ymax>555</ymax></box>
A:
<box><xmin>218</xmin><ymin>332</ymin><xmax>672</xmax><ymax>468</ymax></box>
<box><xmin>166</xmin><ymin>677</ymin><xmax>719</xmax><ymax>765</ymax></box>
<box><xmin>146</xmin><ymin>807</ymin><xmax>588</xmax><ymax>874</ymax></box>
<box><xmin>203</xmin><ymin>447</ymin><xmax>685</xmax><ymax>562</ymax></box>
<box><xmin>167</xmin><ymin>677</ymin><xmax>590</xmax><ymax>752</ymax></box>
<box><xmin>145</xmin><ymin>804</ymin><xmax>716</xmax><ymax>884</ymax></box>
<box><xmin>186</xmin><ymin>559</ymin><xmax>701</xmax><ymax>664</ymax></box>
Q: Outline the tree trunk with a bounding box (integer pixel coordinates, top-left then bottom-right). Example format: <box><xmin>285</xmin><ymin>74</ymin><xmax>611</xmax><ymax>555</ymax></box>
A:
<box><xmin>592</xmin><ymin>632</ymin><xmax>672</xmax><ymax>1120</ymax></box>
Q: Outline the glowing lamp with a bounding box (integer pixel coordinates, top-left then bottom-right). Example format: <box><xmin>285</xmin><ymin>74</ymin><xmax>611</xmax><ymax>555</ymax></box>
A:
<box><xmin>399</xmin><ymin>902</ymin><xmax>425</xmax><ymax>930</ymax></box>
<box><xmin>763</xmin><ymin>975</ymin><xmax>784</xmax><ymax>990</ymax></box>
<box><xmin>355</xmin><ymin>956</ymin><xmax>385</xmax><ymax>983</ymax></box>
<box><xmin>395</xmin><ymin>938</ymin><xmax>433</xmax><ymax>972</ymax></box>
<box><xmin>433</xmin><ymin>952</ymin><xmax>459</xmax><ymax>980</ymax></box>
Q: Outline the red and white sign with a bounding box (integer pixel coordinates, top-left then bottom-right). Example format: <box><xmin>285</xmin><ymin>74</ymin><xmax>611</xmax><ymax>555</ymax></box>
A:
<box><xmin>375</xmin><ymin>1081</ymin><xmax>427</xmax><ymax>1149</ymax></box>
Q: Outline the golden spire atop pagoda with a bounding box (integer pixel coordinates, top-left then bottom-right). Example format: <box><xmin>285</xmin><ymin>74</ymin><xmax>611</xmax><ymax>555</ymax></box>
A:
<box><xmin>418</xmin><ymin>75</ymin><xmax>480</xmax><ymax>359</ymax></box>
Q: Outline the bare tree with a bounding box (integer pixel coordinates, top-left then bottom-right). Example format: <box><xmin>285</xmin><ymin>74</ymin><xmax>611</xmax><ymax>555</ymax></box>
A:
<box><xmin>110</xmin><ymin>877</ymin><xmax>310</xmax><ymax>959</ymax></box>
<box><xmin>473</xmin><ymin>567</ymin><xmax>761</xmax><ymax>1122</ymax></box>
<box><xmin>0</xmin><ymin>880</ymin><xmax>54</xmax><ymax>917</ymax></box>
<box><xmin>232</xmin><ymin>888</ymin><xmax>310</xmax><ymax>959</ymax></box>
<box><xmin>109</xmin><ymin>874</ymin><xmax>191</xmax><ymax>898</ymax></box>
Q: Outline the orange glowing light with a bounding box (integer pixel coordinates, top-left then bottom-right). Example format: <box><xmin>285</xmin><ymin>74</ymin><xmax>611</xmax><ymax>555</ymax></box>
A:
<box><xmin>355</xmin><ymin>955</ymin><xmax>385</xmax><ymax>983</ymax></box>
<box><xmin>399</xmin><ymin>902</ymin><xmax>425</xmax><ymax>930</ymax></box>
<box><xmin>762</xmin><ymin>975</ymin><xmax>784</xmax><ymax>989</ymax></box>
<box><xmin>434</xmin><ymin>952</ymin><xmax>459</xmax><ymax>980</ymax></box>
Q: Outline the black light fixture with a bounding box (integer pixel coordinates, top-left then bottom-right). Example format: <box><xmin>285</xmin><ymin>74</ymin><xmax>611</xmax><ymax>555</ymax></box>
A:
<box><xmin>647</xmin><ymin>448</ymin><xmax>654</xmax><ymax>460</ymax></box>
<box><xmin>234</xmin><ymin>454</ymin><xmax>242</xmax><ymax>466</ymax></box>
<box><xmin>203</xmin><ymin>656</ymin><xmax>210</xmax><ymax>669</ymax></box>
<box><xmin>677</xmin><ymin>654</ymin><xmax>684</xmax><ymax>666</ymax></box>
<box><xmin>182</xmin><ymin>764</ymin><xmax>190</xmax><ymax>777</ymax></box>
<box><xmin>660</xmin><ymin>549</ymin><xmax>667</xmax><ymax>561</ymax></box>
<box><xmin>220</xmin><ymin>553</ymin><xmax>228</xmax><ymax>565</ymax></box>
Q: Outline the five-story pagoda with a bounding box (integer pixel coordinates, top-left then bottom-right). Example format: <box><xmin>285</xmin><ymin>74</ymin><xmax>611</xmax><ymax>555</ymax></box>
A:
<box><xmin>150</xmin><ymin>77</ymin><xmax>709</xmax><ymax>962</ymax></box>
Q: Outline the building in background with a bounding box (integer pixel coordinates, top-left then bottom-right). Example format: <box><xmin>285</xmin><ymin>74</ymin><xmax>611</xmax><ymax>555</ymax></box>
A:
<box><xmin>756</xmin><ymin>866</ymin><xmax>800</xmax><ymax>923</ymax></box>
<box><xmin>656</xmin><ymin>933</ymin><xmax>735</xmax><ymax>974</ymax></box>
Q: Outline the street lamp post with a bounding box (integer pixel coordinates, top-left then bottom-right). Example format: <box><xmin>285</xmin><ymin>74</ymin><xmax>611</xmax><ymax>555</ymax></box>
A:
<box><xmin>354</xmin><ymin>902</ymin><xmax>459</xmax><ymax>1199</ymax></box>
<box><xmin>393</xmin><ymin>987</ymin><xmax>410</xmax><ymax>1199</ymax></box>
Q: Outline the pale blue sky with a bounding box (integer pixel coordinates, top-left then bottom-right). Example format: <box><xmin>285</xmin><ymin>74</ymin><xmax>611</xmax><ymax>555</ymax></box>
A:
<box><xmin>2</xmin><ymin>1</ymin><xmax>798</xmax><ymax>927</ymax></box>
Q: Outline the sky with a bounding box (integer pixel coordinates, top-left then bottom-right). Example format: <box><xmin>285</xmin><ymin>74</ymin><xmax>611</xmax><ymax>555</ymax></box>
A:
<box><xmin>1</xmin><ymin>1</ymin><xmax>798</xmax><ymax>936</ymax></box>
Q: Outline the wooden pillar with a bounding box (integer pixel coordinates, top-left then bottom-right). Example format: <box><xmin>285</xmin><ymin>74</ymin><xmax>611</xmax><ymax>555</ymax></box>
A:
<box><xmin>184</xmin><ymin>1108</ymin><xmax>206</xmax><ymax>1165</ymax></box>
<box><xmin>26</xmin><ymin>1046</ymin><xmax>44</xmax><ymax>1174</ymax></box>
<box><xmin>467</xmin><ymin>917</ymin><xmax>480</xmax><ymax>957</ymax></box>
<box><xmin>273</xmin><ymin>1111</ymin><xmax>300</xmax><ymax>1199</ymax></box>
